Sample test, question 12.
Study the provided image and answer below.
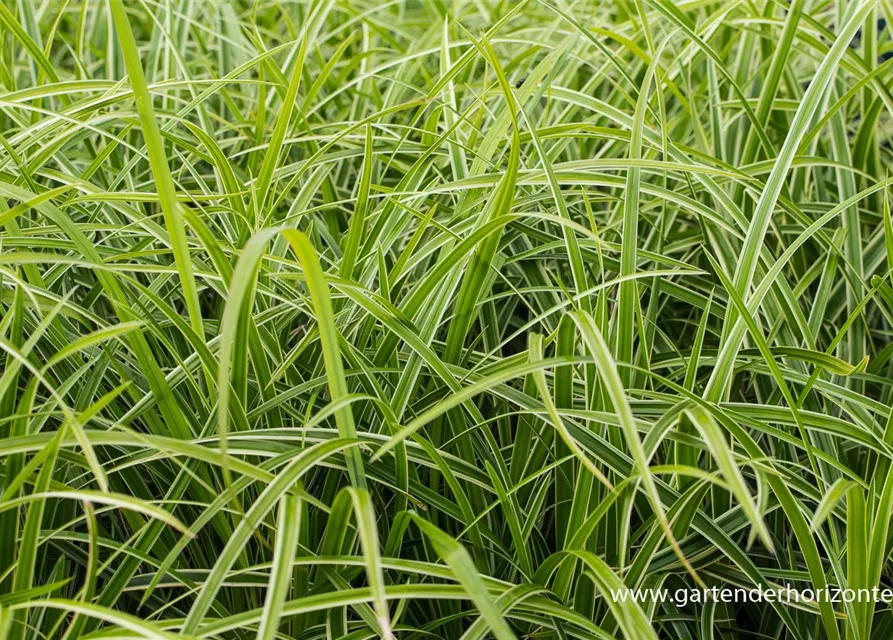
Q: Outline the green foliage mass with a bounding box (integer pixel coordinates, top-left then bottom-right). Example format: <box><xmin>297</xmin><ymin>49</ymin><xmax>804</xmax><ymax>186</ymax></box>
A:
<box><xmin>0</xmin><ymin>1</ymin><xmax>892</xmax><ymax>638</ymax></box>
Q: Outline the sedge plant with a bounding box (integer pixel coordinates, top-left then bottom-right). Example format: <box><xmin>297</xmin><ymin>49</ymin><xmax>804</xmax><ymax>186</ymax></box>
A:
<box><xmin>0</xmin><ymin>0</ymin><xmax>892</xmax><ymax>639</ymax></box>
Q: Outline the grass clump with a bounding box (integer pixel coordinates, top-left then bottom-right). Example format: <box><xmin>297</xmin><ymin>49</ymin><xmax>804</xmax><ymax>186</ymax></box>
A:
<box><xmin>1</xmin><ymin>0</ymin><xmax>892</xmax><ymax>638</ymax></box>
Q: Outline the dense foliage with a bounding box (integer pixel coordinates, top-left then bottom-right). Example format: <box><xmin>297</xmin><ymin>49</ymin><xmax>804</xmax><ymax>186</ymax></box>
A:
<box><xmin>1</xmin><ymin>0</ymin><xmax>892</xmax><ymax>638</ymax></box>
